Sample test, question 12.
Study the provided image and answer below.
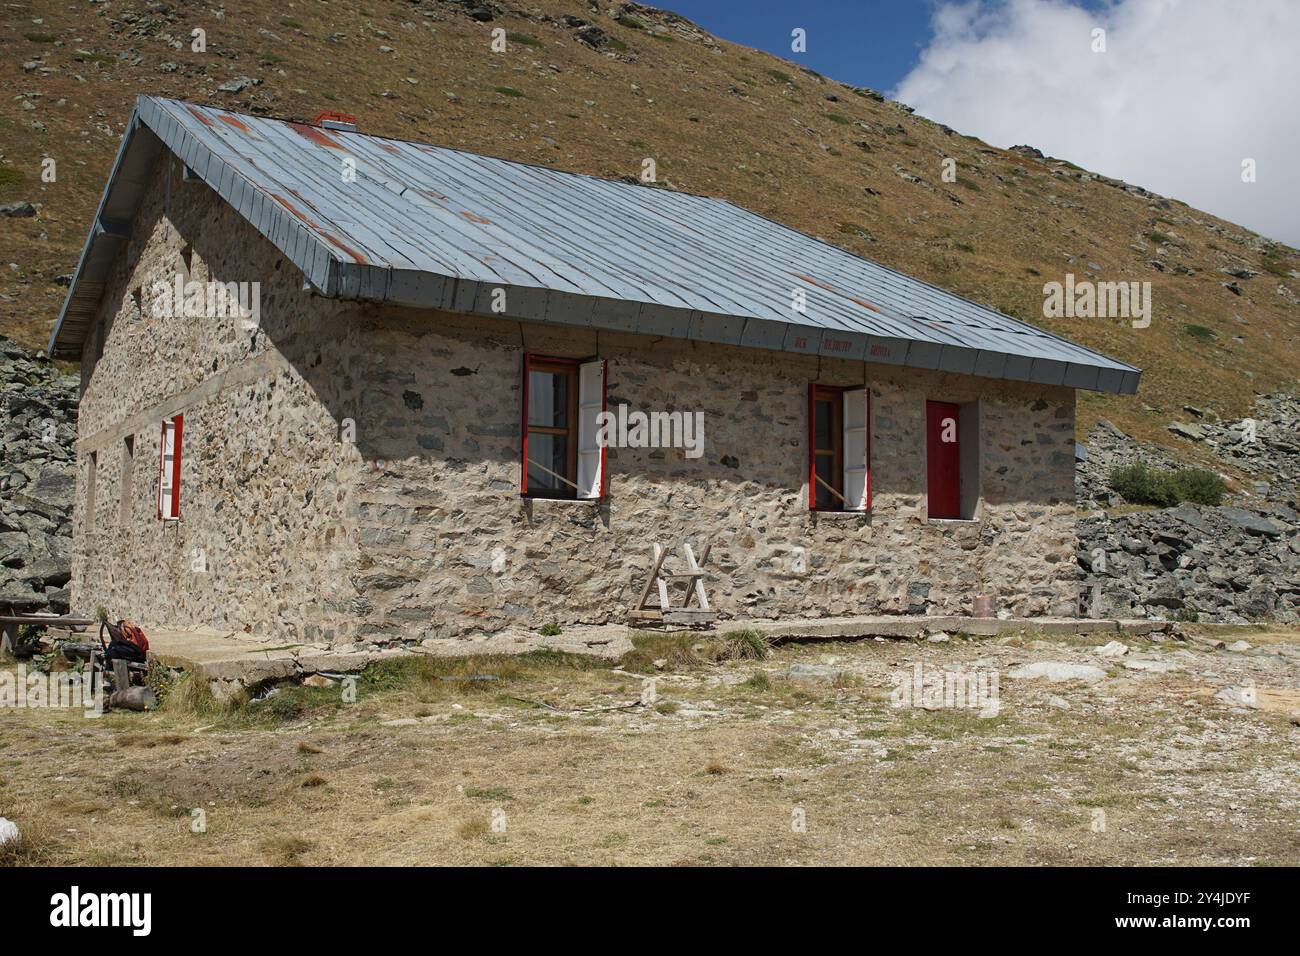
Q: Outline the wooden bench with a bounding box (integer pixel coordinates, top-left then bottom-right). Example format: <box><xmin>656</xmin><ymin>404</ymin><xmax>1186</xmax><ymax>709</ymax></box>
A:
<box><xmin>0</xmin><ymin>607</ymin><xmax>94</xmax><ymax>657</ymax></box>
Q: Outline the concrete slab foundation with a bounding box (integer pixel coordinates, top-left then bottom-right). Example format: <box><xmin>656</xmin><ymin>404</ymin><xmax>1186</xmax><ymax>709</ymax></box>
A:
<box><xmin>45</xmin><ymin>615</ymin><xmax>1192</xmax><ymax>687</ymax></box>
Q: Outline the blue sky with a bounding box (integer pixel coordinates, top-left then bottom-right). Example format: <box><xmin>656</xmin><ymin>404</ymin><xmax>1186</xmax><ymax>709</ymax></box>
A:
<box><xmin>665</xmin><ymin>0</ymin><xmax>1299</xmax><ymax>245</ymax></box>
<box><xmin>666</xmin><ymin>0</ymin><xmax>939</xmax><ymax>93</ymax></box>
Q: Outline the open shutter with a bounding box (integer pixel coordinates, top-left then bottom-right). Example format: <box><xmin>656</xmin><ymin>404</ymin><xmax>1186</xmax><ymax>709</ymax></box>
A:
<box><xmin>157</xmin><ymin>418</ymin><xmax>176</xmax><ymax>519</ymax></box>
<box><xmin>843</xmin><ymin>388</ymin><xmax>869</xmax><ymax>511</ymax></box>
<box><xmin>519</xmin><ymin>354</ymin><xmax>532</xmax><ymax>496</ymax></box>
<box><xmin>170</xmin><ymin>414</ymin><xmax>184</xmax><ymax>518</ymax></box>
<box><xmin>576</xmin><ymin>359</ymin><xmax>606</xmax><ymax>500</ymax></box>
<box><xmin>806</xmin><ymin>384</ymin><xmax>816</xmax><ymax>510</ymax></box>
<box><xmin>156</xmin><ymin>421</ymin><xmax>167</xmax><ymax>519</ymax></box>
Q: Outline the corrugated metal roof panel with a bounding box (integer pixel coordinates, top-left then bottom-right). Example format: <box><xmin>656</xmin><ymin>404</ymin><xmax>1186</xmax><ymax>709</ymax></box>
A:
<box><xmin>48</xmin><ymin>97</ymin><xmax>1141</xmax><ymax>395</ymax></box>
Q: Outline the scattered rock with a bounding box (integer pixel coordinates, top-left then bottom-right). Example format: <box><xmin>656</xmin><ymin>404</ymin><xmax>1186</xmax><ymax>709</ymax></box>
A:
<box><xmin>216</xmin><ymin>76</ymin><xmax>257</xmax><ymax>94</ymax></box>
<box><xmin>1215</xmin><ymin>686</ymin><xmax>1259</xmax><ymax>709</ymax></box>
<box><xmin>1123</xmin><ymin>658</ymin><xmax>1179</xmax><ymax>673</ymax></box>
<box><xmin>0</xmin><ymin>818</ymin><xmax>19</xmax><ymax>847</ymax></box>
<box><xmin>0</xmin><ymin>336</ymin><xmax>78</xmax><ymax>612</ymax></box>
<box><xmin>1167</xmin><ymin>421</ymin><xmax>1205</xmax><ymax>441</ymax></box>
<box><xmin>1007</xmin><ymin>662</ymin><xmax>1107</xmax><ymax>683</ymax></box>
<box><xmin>1095</xmin><ymin>640</ymin><xmax>1129</xmax><ymax>658</ymax></box>
<box><xmin>0</xmin><ymin>202</ymin><xmax>36</xmax><ymax>218</ymax></box>
<box><xmin>783</xmin><ymin>663</ymin><xmax>844</xmax><ymax>684</ymax></box>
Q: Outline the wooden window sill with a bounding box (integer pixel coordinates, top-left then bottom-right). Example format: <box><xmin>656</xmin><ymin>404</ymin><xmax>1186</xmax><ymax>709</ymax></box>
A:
<box><xmin>522</xmin><ymin>496</ymin><xmax>602</xmax><ymax>505</ymax></box>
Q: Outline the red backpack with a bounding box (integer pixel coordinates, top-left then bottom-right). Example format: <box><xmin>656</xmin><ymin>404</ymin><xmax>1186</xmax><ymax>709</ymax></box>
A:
<box><xmin>102</xmin><ymin>618</ymin><xmax>150</xmax><ymax>663</ymax></box>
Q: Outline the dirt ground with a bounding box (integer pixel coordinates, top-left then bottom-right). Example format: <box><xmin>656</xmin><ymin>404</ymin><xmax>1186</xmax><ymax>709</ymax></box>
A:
<box><xmin>2</xmin><ymin>626</ymin><xmax>1297</xmax><ymax>866</ymax></box>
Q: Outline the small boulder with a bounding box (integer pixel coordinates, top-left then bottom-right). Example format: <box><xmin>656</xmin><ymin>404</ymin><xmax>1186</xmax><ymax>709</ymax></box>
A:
<box><xmin>0</xmin><ymin>202</ymin><xmax>36</xmax><ymax>218</ymax></box>
<box><xmin>1215</xmin><ymin>686</ymin><xmax>1259</xmax><ymax>709</ymax></box>
<box><xmin>1007</xmin><ymin>661</ymin><xmax>1106</xmax><ymax>683</ymax></box>
<box><xmin>1123</xmin><ymin>658</ymin><xmax>1178</xmax><ymax>673</ymax></box>
<box><xmin>783</xmin><ymin>663</ymin><xmax>843</xmax><ymax>684</ymax></box>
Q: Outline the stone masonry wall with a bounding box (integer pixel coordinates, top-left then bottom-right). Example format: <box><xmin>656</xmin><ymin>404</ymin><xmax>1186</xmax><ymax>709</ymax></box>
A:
<box><xmin>345</xmin><ymin>308</ymin><xmax>1079</xmax><ymax>641</ymax></box>
<box><xmin>71</xmin><ymin>148</ymin><xmax>1079</xmax><ymax>643</ymax></box>
<box><xmin>71</xmin><ymin>150</ymin><xmax>366</xmax><ymax>641</ymax></box>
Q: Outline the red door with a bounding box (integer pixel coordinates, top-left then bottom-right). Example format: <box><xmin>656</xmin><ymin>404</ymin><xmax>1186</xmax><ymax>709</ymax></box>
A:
<box><xmin>926</xmin><ymin>401</ymin><xmax>961</xmax><ymax>519</ymax></box>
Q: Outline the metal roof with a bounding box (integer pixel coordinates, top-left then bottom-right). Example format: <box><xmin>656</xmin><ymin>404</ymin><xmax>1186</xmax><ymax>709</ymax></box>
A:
<box><xmin>50</xmin><ymin>96</ymin><xmax>1141</xmax><ymax>394</ymax></box>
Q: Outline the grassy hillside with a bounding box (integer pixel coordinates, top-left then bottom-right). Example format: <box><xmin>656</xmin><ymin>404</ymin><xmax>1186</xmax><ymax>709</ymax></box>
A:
<box><xmin>2</xmin><ymin>0</ymin><xmax>1297</xmax><ymax>454</ymax></box>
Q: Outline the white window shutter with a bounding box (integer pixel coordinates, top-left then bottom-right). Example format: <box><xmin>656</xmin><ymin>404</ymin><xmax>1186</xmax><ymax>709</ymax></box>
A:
<box><xmin>843</xmin><ymin>388</ymin><xmax>869</xmax><ymax>511</ymax></box>
<box><xmin>576</xmin><ymin>360</ymin><xmax>606</xmax><ymax>500</ymax></box>
<box><xmin>158</xmin><ymin>419</ymin><xmax>176</xmax><ymax>518</ymax></box>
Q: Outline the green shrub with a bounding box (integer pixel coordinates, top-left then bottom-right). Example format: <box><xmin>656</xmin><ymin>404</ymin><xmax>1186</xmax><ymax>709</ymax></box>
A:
<box><xmin>1108</xmin><ymin>462</ymin><xmax>1224</xmax><ymax>507</ymax></box>
<box><xmin>539</xmin><ymin>622</ymin><xmax>562</xmax><ymax>637</ymax></box>
<box><xmin>16</xmin><ymin>623</ymin><xmax>46</xmax><ymax>649</ymax></box>
<box><xmin>1168</xmin><ymin>467</ymin><xmax>1225</xmax><ymax>505</ymax></box>
<box><xmin>1109</xmin><ymin>462</ymin><xmax>1175</xmax><ymax>506</ymax></box>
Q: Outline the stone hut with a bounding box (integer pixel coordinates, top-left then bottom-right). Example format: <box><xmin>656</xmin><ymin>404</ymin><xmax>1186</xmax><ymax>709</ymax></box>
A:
<box><xmin>49</xmin><ymin>97</ymin><xmax>1141</xmax><ymax>645</ymax></box>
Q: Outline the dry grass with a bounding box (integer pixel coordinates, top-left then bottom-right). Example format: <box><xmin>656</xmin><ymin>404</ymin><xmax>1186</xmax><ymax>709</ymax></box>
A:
<box><xmin>2</xmin><ymin>628</ymin><xmax>1298</xmax><ymax>866</ymax></box>
<box><xmin>259</xmin><ymin>835</ymin><xmax>315</xmax><ymax>866</ymax></box>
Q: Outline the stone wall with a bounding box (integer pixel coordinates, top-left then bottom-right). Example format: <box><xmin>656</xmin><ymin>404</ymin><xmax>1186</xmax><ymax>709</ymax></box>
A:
<box><xmin>70</xmin><ymin>150</ymin><xmax>1080</xmax><ymax>643</ymax></box>
<box><xmin>70</xmin><ymin>150</ymin><xmax>366</xmax><ymax>640</ymax></box>
<box><xmin>343</xmin><ymin>308</ymin><xmax>1079</xmax><ymax>641</ymax></box>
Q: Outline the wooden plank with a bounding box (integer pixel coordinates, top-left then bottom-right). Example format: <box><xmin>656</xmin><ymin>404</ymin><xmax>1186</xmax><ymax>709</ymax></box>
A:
<box><xmin>683</xmin><ymin>542</ymin><xmax>711</xmax><ymax>611</ymax></box>
<box><xmin>661</xmin><ymin>610</ymin><xmax>716</xmax><ymax>624</ymax></box>
<box><xmin>627</xmin><ymin>609</ymin><xmax>716</xmax><ymax>623</ymax></box>
<box><xmin>0</xmin><ymin>616</ymin><xmax>95</xmax><ymax>625</ymax></box>
<box><xmin>635</xmin><ymin>542</ymin><xmax>667</xmax><ymax>611</ymax></box>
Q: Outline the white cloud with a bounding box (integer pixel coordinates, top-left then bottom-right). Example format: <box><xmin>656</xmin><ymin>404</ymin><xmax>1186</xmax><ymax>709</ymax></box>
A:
<box><xmin>895</xmin><ymin>0</ymin><xmax>1300</xmax><ymax>246</ymax></box>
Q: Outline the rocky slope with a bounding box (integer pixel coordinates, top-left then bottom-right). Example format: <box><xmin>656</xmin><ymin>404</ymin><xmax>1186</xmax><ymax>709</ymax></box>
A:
<box><xmin>0</xmin><ymin>336</ymin><xmax>77</xmax><ymax>612</ymax></box>
<box><xmin>1076</xmin><ymin>393</ymin><xmax>1300</xmax><ymax>623</ymax></box>
<box><xmin>1</xmin><ymin>0</ymin><xmax>1298</xmax><ymax>453</ymax></box>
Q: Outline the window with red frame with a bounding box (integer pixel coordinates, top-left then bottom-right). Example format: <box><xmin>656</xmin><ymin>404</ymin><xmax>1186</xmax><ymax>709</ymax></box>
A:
<box><xmin>157</xmin><ymin>413</ymin><xmax>183</xmax><ymax>519</ymax></box>
<box><xmin>808</xmin><ymin>384</ymin><xmax>870</xmax><ymax>512</ymax></box>
<box><xmin>521</xmin><ymin>355</ymin><xmax>606</xmax><ymax>500</ymax></box>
